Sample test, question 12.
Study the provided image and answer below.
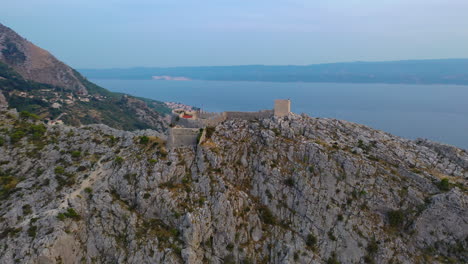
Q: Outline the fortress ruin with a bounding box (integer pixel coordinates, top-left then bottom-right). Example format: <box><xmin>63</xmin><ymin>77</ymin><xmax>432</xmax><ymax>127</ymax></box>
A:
<box><xmin>167</xmin><ymin>99</ymin><xmax>291</xmax><ymax>148</ymax></box>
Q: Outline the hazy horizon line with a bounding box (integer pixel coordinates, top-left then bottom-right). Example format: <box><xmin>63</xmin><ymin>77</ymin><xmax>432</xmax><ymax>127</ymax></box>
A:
<box><xmin>78</xmin><ymin>58</ymin><xmax>468</xmax><ymax>70</ymax></box>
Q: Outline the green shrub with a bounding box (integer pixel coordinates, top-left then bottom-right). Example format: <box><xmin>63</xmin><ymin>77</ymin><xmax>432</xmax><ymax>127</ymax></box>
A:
<box><xmin>84</xmin><ymin>187</ymin><xmax>92</xmax><ymax>194</ymax></box>
<box><xmin>337</xmin><ymin>214</ymin><xmax>344</xmax><ymax>221</ymax></box>
<box><xmin>438</xmin><ymin>178</ymin><xmax>451</xmax><ymax>191</ymax></box>
<box><xmin>22</xmin><ymin>204</ymin><xmax>32</xmax><ymax>215</ymax></box>
<box><xmin>0</xmin><ymin>174</ymin><xmax>19</xmax><ymax>200</ymax></box>
<box><xmin>306</xmin><ymin>233</ymin><xmax>317</xmax><ymax>248</ymax></box>
<box><xmin>143</xmin><ymin>193</ymin><xmax>151</xmax><ymax>199</ymax></box>
<box><xmin>54</xmin><ymin>166</ymin><xmax>65</xmax><ymax>175</ymax></box>
<box><xmin>226</xmin><ymin>243</ymin><xmax>234</xmax><ymax>251</ymax></box>
<box><xmin>71</xmin><ymin>151</ymin><xmax>81</xmax><ymax>158</ymax></box>
<box><xmin>10</xmin><ymin>130</ymin><xmax>25</xmax><ymax>144</ymax></box>
<box><xmin>327</xmin><ymin>252</ymin><xmax>340</xmax><ymax>264</ymax></box>
<box><xmin>115</xmin><ymin>156</ymin><xmax>124</xmax><ymax>164</ymax></box>
<box><xmin>257</xmin><ymin>205</ymin><xmax>277</xmax><ymax>225</ymax></box>
<box><xmin>367</xmin><ymin>239</ymin><xmax>379</xmax><ymax>254</ymax></box>
<box><xmin>0</xmin><ymin>137</ymin><xmax>4</xmax><ymax>146</ymax></box>
<box><xmin>284</xmin><ymin>177</ymin><xmax>295</xmax><ymax>187</ymax></box>
<box><xmin>56</xmin><ymin>213</ymin><xmax>65</xmax><ymax>221</ymax></box>
<box><xmin>19</xmin><ymin>111</ymin><xmax>39</xmax><ymax>120</ymax></box>
<box><xmin>57</xmin><ymin>208</ymin><xmax>81</xmax><ymax>221</ymax></box>
<box><xmin>139</xmin><ymin>136</ymin><xmax>149</xmax><ymax>144</ymax></box>
<box><xmin>29</xmin><ymin>124</ymin><xmax>46</xmax><ymax>140</ymax></box>
<box><xmin>388</xmin><ymin>210</ymin><xmax>404</xmax><ymax>228</ymax></box>
<box><xmin>27</xmin><ymin>225</ymin><xmax>37</xmax><ymax>238</ymax></box>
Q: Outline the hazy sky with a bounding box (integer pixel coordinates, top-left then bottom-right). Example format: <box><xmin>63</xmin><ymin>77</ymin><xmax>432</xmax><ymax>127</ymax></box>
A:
<box><xmin>1</xmin><ymin>0</ymin><xmax>468</xmax><ymax>68</ymax></box>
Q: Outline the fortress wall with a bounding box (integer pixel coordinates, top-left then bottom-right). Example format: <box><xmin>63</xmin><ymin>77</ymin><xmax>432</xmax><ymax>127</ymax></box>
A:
<box><xmin>173</xmin><ymin>118</ymin><xmax>206</xmax><ymax>128</ymax></box>
<box><xmin>168</xmin><ymin>128</ymin><xmax>202</xmax><ymax>148</ymax></box>
<box><xmin>224</xmin><ymin>110</ymin><xmax>273</xmax><ymax>121</ymax></box>
<box><xmin>198</xmin><ymin>112</ymin><xmax>223</xmax><ymax>119</ymax></box>
<box><xmin>201</xmin><ymin>114</ymin><xmax>227</xmax><ymax>127</ymax></box>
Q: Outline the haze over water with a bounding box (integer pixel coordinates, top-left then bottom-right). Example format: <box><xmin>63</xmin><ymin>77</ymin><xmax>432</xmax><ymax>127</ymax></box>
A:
<box><xmin>92</xmin><ymin>79</ymin><xmax>468</xmax><ymax>150</ymax></box>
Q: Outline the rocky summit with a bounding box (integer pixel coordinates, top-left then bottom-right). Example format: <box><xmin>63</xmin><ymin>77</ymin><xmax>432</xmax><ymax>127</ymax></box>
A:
<box><xmin>0</xmin><ymin>108</ymin><xmax>466</xmax><ymax>264</ymax></box>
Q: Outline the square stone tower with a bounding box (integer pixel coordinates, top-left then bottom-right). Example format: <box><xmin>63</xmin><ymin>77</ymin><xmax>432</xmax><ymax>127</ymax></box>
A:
<box><xmin>274</xmin><ymin>99</ymin><xmax>291</xmax><ymax>117</ymax></box>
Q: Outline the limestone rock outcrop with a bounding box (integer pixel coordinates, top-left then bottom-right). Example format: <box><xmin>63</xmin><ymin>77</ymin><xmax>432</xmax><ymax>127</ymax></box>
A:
<box><xmin>0</xmin><ymin>110</ymin><xmax>466</xmax><ymax>263</ymax></box>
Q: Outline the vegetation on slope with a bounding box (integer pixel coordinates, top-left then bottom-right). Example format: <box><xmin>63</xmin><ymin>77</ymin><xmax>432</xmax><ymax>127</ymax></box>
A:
<box><xmin>0</xmin><ymin>62</ymin><xmax>170</xmax><ymax>131</ymax></box>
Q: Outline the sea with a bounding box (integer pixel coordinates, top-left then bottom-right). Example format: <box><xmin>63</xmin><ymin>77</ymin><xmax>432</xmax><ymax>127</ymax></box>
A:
<box><xmin>91</xmin><ymin>79</ymin><xmax>468</xmax><ymax>150</ymax></box>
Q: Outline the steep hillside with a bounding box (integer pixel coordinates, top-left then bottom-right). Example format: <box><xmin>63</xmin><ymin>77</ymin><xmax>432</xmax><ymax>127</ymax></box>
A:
<box><xmin>0</xmin><ymin>23</ymin><xmax>170</xmax><ymax>131</ymax></box>
<box><xmin>0</xmin><ymin>109</ymin><xmax>466</xmax><ymax>264</ymax></box>
<box><xmin>0</xmin><ymin>24</ymin><xmax>88</xmax><ymax>94</ymax></box>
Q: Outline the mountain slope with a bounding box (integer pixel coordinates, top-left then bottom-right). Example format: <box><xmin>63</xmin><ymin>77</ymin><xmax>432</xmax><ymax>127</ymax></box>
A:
<box><xmin>0</xmin><ymin>110</ymin><xmax>466</xmax><ymax>263</ymax></box>
<box><xmin>0</xmin><ymin>23</ymin><xmax>88</xmax><ymax>94</ymax></box>
<box><xmin>0</xmin><ymin>23</ymin><xmax>170</xmax><ymax>131</ymax></box>
<box><xmin>80</xmin><ymin>59</ymin><xmax>468</xmax><ymax>85</ymax></box>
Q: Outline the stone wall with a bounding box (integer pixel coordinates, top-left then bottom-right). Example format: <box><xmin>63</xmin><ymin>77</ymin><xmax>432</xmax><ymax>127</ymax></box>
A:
<box><xmin>173</xmin><ymin>118</ymin><xmax>206</xmax><ymax>128</ymax></box>
<box><xmin>224</xmin><ymin>110</ymin><xmax>273</xmax><ymax>121</ymax></box>
<box><xmin>167</xmin><ymin>128</ymin><xmax>202</xmax><ymax>148</ymax></box>
<box><xmin>172</xmin><ymin>114</ymin><xmax>227</xmax><ymax>128</ymax></box>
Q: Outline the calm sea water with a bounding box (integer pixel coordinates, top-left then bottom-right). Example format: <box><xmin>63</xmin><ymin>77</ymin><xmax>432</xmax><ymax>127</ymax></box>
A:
<box><xmin>92</xmin><ymin>79</ymin><xmax>468</xmax><ymax>150</ymax></box>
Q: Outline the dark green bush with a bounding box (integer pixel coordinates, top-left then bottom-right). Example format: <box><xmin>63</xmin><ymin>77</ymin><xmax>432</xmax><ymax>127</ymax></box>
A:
<box><xmin>258</xmin><ymin>205</ymin><xmax>277</xmax><ymax>225</ymax></box>
<box><xmin>54</xmin><ymin>166</ymin><xmax>65</xmax><ymax>174</ymax></box>
<box><xmin>306</xmin><ymin>233</ymin><xmax>317</xmax><ymax>248</ymax></box>
<box><xmin>438</xmin><ymin>178</ymin><xmax>451</xmax><ymax>191</ymax></box>
<box><xmin>367</xmin><ymin>239</ymin><xmax>378</xmax><ymax>254</ymax></box>
<box><xmin>29</xmin><ymin>124</ymin><xmax>46</xmax><ymax>140</ymax></box>
<box><xmin>226</xmin><ymin>243</ymin><xmax>234</xmax><ymax>251</ymax></box>
<box><xmin>22</xmin><ymin>204</ymin><xmax>32</xmax><ymax>215</ymax></box>
<box><xmin>388</xmin><ymin>210</ymin><xmax>404</xmax><ymax>228</ymax></box>
<box><xmin>19</xmin><ymin>111</ymin><xmax>39</xmax><ymax>120</ymax></box>
<box><xmin>284</xmin><ymin>177</ymin><xmax>295</xmax><ymax>187</ymax></box>
<box><xmin>327</xmin><ymin>252</ymin><xmax>340</xmax><ymax>264</ymax></box>
<box><xmin>9</xmin><ymin>130</ymin><xmax>25</xmax><ymax>144</ymax></box>
<box><xmin>337</xmin><ymin>214</ymin><xmax>344</xmax><ymax>221</ymax></box>
<box><xmin>115</xmin><ymin>156</ymin><xmax>124</xmax><ymax>164</ymax></box>
<box><xmin>27</xmin><ymin>225</ymin><xmax>37</xmax><ymax>238</ymax></box>
<box><xmin>57</xmin><ymin>208</ymin><xmax>81</xmax><ymax>221</ymax></box>
<box><xmin>71</xmin><ymin>151</ymin><xmax>81</xmax><ymax>158</ymax></box>
<box><xmin>139</xmin><ymin>136</ymin><xmax>149</xmax><ymax>144</ymax></box>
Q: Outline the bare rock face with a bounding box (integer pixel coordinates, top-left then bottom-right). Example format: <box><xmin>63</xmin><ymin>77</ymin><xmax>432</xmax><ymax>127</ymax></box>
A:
<box><xmin>0</xmin><ymin>112</ymin><xmax>466</xmax><ymax>264</ymax></box>
<box><xmin>0</xmin><ymin>23</ymin><xmax>87</xmax><ymax>94</ymax></box>
<box><xmin>0</xmin><ymin>91</ymin><xmax>8</xmax><ymax>108</ymax></box>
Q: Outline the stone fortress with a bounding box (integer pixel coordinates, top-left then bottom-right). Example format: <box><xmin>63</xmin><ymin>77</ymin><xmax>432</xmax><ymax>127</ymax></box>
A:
<box><xmin>167</xmin><ymin>99</ymin><xmax>291</xmax><ymax>148</ymax></box>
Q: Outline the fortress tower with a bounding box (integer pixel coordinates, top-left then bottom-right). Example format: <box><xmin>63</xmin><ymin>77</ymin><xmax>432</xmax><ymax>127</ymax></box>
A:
<box><xmin>274</xmin><ymin>99</ymin><xmax>291</xmax><ymax>117</ymax></box>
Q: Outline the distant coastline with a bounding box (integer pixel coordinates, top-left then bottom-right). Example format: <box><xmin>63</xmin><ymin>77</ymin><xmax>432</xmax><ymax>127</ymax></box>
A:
<box><xmin>79</xmin><ymin>59</ymin><xmax>468</xmax><ymax>86</ymax></box>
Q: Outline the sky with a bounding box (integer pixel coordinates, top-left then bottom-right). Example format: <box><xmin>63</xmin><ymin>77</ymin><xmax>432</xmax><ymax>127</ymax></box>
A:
<box><xmin>1</xmin><ymin>0</ymin><xmax>468</xmax><ymax>68</ymax></box>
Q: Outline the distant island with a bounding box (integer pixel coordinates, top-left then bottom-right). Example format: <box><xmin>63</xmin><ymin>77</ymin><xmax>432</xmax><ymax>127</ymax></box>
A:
<box><xmin>80</xmin><ymin>59</ymin><xmax>468</xmax><ymax>85</ymax></box>
<box><xmin>152</xmin><ymin>75</ymin><xmax>191</xmax><ymax>81</ymax></box>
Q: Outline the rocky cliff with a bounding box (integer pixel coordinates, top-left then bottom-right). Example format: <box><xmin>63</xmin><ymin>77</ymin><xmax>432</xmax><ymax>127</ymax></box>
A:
<box><xmin>0</xmin><ymin>109</ymin><xmax>466</xmax><ymax>264</ymax></box>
